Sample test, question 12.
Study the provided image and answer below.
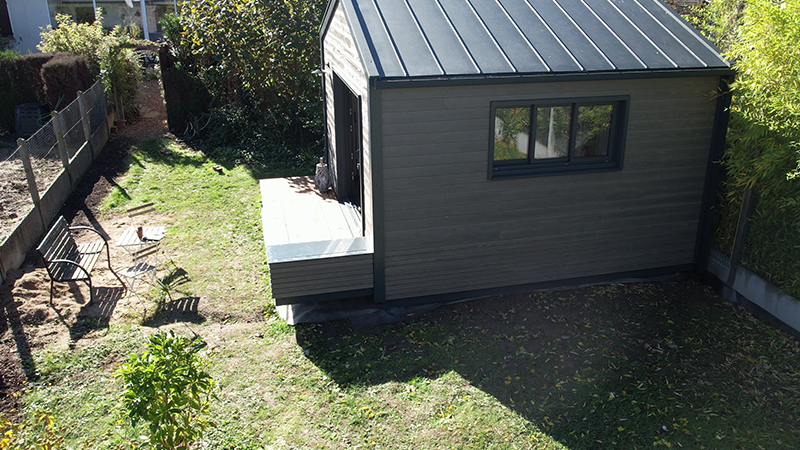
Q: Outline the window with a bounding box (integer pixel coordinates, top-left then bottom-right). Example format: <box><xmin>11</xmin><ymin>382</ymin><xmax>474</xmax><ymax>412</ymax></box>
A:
<box><xmin>489</xmin><ymin>96</ymin><xmax>629</xmax><ymax>179</ymax></box>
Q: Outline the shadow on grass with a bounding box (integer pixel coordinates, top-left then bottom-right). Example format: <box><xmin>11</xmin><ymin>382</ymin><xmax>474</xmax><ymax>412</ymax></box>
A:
<box><xmin>68</xmin><ymin>286</ymin><xmax>126</xmax><ymax>342</ymax></box>
<box><xmin>295</xmin><ymin>277</ymin><xmax>800</xmax><ymax>449</ymax></box>
<box><xmin>143</xmin><ymin>296</ymin><xmax>204</xmax><ymax>327</ymax></box>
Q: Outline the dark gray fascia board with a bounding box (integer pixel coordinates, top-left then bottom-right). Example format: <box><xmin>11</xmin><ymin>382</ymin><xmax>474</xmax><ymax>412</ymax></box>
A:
<box><xmin>320</xmin><ymin>0</ymin><xmax>339</xmax><ymax>41</ymax></box>
<box><xmin>371</xmin><ymin>67</ymin><xmax>735</xmax><ymax>89</ymax></box>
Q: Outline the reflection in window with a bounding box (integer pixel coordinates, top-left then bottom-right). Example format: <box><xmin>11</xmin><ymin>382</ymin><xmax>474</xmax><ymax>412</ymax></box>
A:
<box><xmin>489</xmin><ymin>97</ymin><xmax>628</xmax><ymax>179</ymax></box>
<box><xmin>574</xmin><ymin>105</ymin><xmax>612</xmax><ymax>157</ymax></box>
<box><xmin>46</xmin><ymin>0</ymin><xmax>177</xmax><ymax>39</ymax></box>
<box><xmin>534</xmin><ymin>105</ymin><xmax>571</xmax><ymax>160</ymax></box>
<box><xmin>493</xmin><ymin>107</ymin><xmax>530</xmax><ymax>161</ymax></box>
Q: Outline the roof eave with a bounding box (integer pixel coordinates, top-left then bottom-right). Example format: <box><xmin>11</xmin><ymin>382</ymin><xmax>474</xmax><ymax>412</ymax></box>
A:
<box><xmin>371</xmin><ymin>67</ymin><xmax>735</xmax><ymax>89</ymax></box>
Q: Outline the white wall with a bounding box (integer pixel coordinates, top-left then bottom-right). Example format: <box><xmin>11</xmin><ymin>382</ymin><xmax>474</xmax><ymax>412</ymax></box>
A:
<box><xmin>6</xmin><ymin>0</ymin><xmax>50</xmax><ymax>53</ymax></box>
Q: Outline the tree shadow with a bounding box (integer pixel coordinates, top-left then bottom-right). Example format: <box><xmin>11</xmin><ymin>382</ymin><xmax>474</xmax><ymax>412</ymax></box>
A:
<box><xmin>294</xmin><ymin>278</ymin><xmax>800</xmax><ymax>449</ymax></box>
<box><xmin>0</xmin><ymin>297</ymin><xmax>38</xmax><ymax>381</ymax></box>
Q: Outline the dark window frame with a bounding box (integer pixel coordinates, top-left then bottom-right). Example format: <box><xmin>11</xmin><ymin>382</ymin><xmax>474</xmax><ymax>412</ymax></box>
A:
<box><xmin>488</xmin><ymin>95</ymin><xmax>630</xmax><ymax>180</ymax></box>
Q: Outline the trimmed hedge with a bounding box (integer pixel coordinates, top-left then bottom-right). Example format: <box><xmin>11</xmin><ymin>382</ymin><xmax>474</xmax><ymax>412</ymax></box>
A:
<box><xmin>159</xmin><ymin>45</ymin><xmax>210</xmax><ymax>132</ymax></box>
<box><xmin>41</xmin><ymin>54</ymin><xmax>93</xmax><ymax>109</ymax></box>
<box><xmin>0</xmin><ymin>51</ymin><xmax>21</xmax><ymax>135</ymax></box>
<box><xmin>0</xmin><ymin>52</ymin><xmax>96</xmax><ymax>135</ymax></box>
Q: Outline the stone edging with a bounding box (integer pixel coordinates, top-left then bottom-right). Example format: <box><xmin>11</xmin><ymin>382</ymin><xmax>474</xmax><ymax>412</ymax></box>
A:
<box><xmin>706</xmin><ymin>248</ymin><xmax>800</xmax><ymax>335</ymax></box>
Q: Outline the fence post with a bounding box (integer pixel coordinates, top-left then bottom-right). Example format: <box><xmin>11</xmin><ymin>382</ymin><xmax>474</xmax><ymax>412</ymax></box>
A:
<box><xmin>77</xmin><ymin>90</ymin><xmax>96</xmax><ymax>159</ymax></box>
<box><xmin>50</xmin><ymin>110</ymin><xmax>74</xmax><ymax>186</ymax></box>
<box><xmin>114</xmin><ymin>86</ymin><xmax>126</xmax><ymax>123</ymax></box>
<box><xmin>17</xmin><ymin>138</ymin><xmax>46</xmax><ymax>230</ymax></box>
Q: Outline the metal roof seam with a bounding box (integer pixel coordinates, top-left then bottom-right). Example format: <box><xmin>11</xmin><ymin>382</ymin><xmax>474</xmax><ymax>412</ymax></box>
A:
<box><xmin>493</xmin><ymin>0</ymin><xmax>550</xmax><ymax>72</ymax></box>
<box><xmin>464</xmin><ymin>0</ymin><xmax>517</xmax><ymax>73</ymax></box>
<box><xmin>433</xmin><ymin>0</ymin><xmax>481</xmax><ymax>74</ymax></box>
<box><xmin>403</xmin><ymin>0</ymin><xmax>446</xmax><ymax>75</ymax></box>
<box><xmin>650</xmin><ymin>0</ymin><xmax>729</xmax><ymax>67</ymax></box>
<box><xmin>578</xmin><ymin>0</ymin><xmax>646</xmax><ymax>69</ymax></box>
<box><xmin>632</xmin><ymin>0</ymin><xmax>706</xmax><ymax>68</ymax></box>
<box><xmin>370</xmin><ymin>0</ymin><xmax>410</xmax><ymax>77</ymax></box>
<box><xmin>521</xmin><ymin>0</ymin><xmax>584</xmax><ymax>71</ymax></box>
<box><xmin>552</xmin><ymin>0</ymin><xmax>615</xmax><ymax>70</ymax></box>
<box><xmin>607</xmin><ymin>0</ymin><xmax>677</xmax><ymax>69</ymax></box>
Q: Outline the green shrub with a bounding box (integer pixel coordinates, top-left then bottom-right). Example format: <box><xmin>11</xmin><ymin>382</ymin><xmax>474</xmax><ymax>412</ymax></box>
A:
<box><xmin>16</xmin><ymin>53</ymin><xmax>59</xmax><ymax>104</ymax></box>
<box><xmin>160</xmin><ymin>0</ymin><xmax>326</xmax><ymax>167</ymax></box>
<box><xmin>0</xmin><ymin>50</ymin><xmax>20</xmax><ymax>135</ymax></box>
<box><xmin>691</xmin><ymin>0</ymin><xmax>800</xmax><ymax>297</ymax></box>
<box><xmin>41</xmin><ymin>54</ymin><xmax>93</xmax><ymax>109</ymax></box>
<box><xmin>116</xmin><ymin>331</ymin><xmax>216</xmax><ymax>450</ymax></box>
<box><xmin>38</xmin><ymin>10</ymin><xmax>107</xmax><ymax>77</ymax></box>
<box><xmin>39</xmin><ymin>10</ymin><xmax>142</xmax><ymax>122</ymax></box>
<box><xmin>0</xmin><ymin>411</ymin><xmax>67</xmax><ymax>449</ymax></box>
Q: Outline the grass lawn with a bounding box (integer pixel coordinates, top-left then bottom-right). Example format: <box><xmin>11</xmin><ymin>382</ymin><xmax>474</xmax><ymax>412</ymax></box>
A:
<box><xmin>12</xmin><ymin>137</ymin><xmax>800</xmax><ymax>449</ymax></box>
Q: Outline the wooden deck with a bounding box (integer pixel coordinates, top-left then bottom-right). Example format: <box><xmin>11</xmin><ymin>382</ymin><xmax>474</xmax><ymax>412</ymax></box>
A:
<box><xmin>260</xmin><ymin>177</ymin><xmax>358</xmax><ymax>246</ymax></box>
<box><xmin>260</xmin><ymin>177</ymin><xmax>374</xmax><ymax>305</ymax></box>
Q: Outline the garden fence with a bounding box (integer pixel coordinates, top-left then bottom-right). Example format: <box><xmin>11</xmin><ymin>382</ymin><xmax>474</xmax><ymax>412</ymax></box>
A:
<box><xmin>0</xmin><ymin>79</ymin><xmax>116</xmax><ymax>283</ymax></box>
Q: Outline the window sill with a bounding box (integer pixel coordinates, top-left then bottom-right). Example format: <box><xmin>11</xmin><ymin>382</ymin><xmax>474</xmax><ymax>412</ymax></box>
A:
<box><xmin>489</xmin><ymin>161</ymin><xmax>622</xmax><ymax>180</ymax></box>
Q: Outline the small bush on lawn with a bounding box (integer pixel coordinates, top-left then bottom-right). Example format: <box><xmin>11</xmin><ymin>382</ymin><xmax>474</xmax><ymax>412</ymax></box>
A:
<box><xmin>116</xmin><ymin>331</ymin><xmax>216</xmax><ymax>450</ymax></box>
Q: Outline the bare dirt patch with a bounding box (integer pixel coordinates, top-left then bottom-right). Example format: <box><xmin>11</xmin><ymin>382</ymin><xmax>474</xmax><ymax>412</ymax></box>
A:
<box><xmin>0</xmin><ymin>78</ymin><xmax>169</xmax><ymax>415</ymax></box>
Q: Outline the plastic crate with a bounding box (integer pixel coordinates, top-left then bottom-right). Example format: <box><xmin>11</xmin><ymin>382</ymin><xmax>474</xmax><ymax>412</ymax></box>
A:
<box><xmin>15</xmin><ymin>102</ymin><xmax>50</xmax><ymax>139</ymax></box>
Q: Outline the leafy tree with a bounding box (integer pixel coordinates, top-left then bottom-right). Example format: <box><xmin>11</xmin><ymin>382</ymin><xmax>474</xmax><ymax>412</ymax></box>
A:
<box><xmin>161</xmin><ymin>0</ymin><xmax>327</xmax><ymax>167</ymax></box>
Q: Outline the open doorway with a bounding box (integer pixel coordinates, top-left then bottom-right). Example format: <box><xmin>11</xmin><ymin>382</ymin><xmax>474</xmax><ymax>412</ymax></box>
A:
<box><xmin>333</xmin><ymin>74</ymin><xmax>363</xmax><ymax>236</ymax></box>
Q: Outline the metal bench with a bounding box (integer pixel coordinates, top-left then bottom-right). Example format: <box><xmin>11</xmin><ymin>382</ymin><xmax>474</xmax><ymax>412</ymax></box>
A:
<box><xmin>36</xmin><ymin>216</ymin><xmax>116</xmax><ymax>304</ymax></box>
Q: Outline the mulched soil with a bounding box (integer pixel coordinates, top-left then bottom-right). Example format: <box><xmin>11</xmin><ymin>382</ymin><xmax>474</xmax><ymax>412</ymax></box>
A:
<box><xmin>0</xmin><ymin>79</ymin><xmax>169</xmax><ymax>417</ymax></box>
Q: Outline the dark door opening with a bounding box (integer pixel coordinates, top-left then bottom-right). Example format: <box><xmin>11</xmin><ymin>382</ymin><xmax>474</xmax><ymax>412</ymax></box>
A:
<box><xmin>333</xmin><ymin>74</ymin><xmax>363</xmax><ymax>235</ymax></box>
<box><xmin>0</xmin><ymin>0</ymin><xmax>13</xmax><ymax>38</ymax></box>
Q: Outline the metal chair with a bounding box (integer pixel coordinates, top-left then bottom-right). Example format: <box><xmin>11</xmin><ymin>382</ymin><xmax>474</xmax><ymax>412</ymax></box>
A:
<box><xmin>127</xmin><ymin>202</ymin><xmax>157</xmax><ymax>227</ymax></box>
<box><xmin>125</xmin><ymin>202</ymin><xmax>173</xmax><ymax>269</ymax></box>
<box><xmin>119</xmin><ymin>243</ymin><xmax>171</xmax><ymax>302</ymax></box>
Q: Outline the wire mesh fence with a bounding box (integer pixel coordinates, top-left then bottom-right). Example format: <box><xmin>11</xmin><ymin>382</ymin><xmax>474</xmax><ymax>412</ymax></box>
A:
<box><xmin>0</xmin><ymin>149</ymin><xmax>35</xmax><ymax>242</ymax></box>
<box><xmin>24</xmin><ymin>121</ymin><xmax>61</xmax><ymax>193</ymax></box>
<box><xmin>59</xmin><ymin>100</ymin><xmax>86</xmax><ymax>160</ymax></box>
<box><xmin>84</xmin><ymin>83</ymin><xmax>109</xmax><ymax>134</ymax></box>
<box><xmin>0</xmin><ymin>80</ymin><xmax>111</xmax><ymax>242</ymax></box>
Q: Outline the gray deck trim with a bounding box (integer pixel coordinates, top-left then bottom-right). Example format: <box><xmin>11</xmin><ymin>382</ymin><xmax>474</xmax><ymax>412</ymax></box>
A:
<box><xmin>266</xmin><ymin>236</ymin><xmax>373</xmax><ymax>264</ymax></box>
<box><xmin>275</xmin><ymin>288</ymin><xmax>374</xmax><ymax>307</ymax></box>
<box><xmin>331</xmin><ymin>0</ymin><xmax>729</xmax><ymax>80</ymax></box>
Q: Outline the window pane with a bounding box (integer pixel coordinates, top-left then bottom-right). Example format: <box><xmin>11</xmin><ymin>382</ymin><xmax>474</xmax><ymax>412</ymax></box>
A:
<box><xmin>534</xmin><ymin>106</ymin><xmax>571</xmax><ymax>160</ymax></box>
<box><xmin>494</xmin><ymin>107</ymin><xmax>530</xmax><ymax>161</ymax></box>
<box><xmin>574</xmin><ymin>104</ymin><xmax>613</xmax><ymax>157</ymax></box>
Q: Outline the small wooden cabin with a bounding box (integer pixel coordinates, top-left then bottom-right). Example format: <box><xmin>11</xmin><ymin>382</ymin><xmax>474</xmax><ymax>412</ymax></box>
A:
<box><xmin>264</xmin><ymin>0</ymin><xmax>732</xmax><ymax>306</ymax></box>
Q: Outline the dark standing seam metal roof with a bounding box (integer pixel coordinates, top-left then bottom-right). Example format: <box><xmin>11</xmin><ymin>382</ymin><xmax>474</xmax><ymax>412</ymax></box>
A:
<box><xmin>322</xmin><ymin>0</ymin><xmax>730</xmax><ymax>83</ymax></box>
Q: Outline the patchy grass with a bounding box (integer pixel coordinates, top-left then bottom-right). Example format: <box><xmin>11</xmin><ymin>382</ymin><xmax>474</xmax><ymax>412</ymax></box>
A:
<box><xmin>101</xmin><ymin>138</ymin><xmax>295</xmax><ymax>322</ymax></box>
<box><xmin>12</xmin><ymin>137</ymin><xmax>800</xmax><ymax>449</ymax></box>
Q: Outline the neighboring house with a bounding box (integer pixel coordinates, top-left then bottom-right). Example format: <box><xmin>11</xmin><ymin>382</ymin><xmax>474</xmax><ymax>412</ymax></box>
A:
<box><xmin>266</xmin><ymin>0</ymin><xmax>733</xmax><ymax>307</ymax></box>
<box><xmin>2</xmin><ymin>0</ymin><xmax>177</xmax><ymax>53</ymax></box>
<box><xmin>3</xmin><ymin>0</ymin><xmax>50</xmax><ymax>54</ymax></box>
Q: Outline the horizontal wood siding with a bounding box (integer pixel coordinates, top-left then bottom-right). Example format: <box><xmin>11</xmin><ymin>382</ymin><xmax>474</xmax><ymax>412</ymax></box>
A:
<box><xmin>323</xmin><ymin>4</ymin><xmax>373</xmax><ymax>236</ymax></box>
<box><xmin>380</xmin><ymin>76</ymin><xmax>719</xmax><ymax>301</ymax></box>
<box><xmin>269</xmin><ymin>253</ymin><xmax>373</xmax><ymax>299</ymax></box>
